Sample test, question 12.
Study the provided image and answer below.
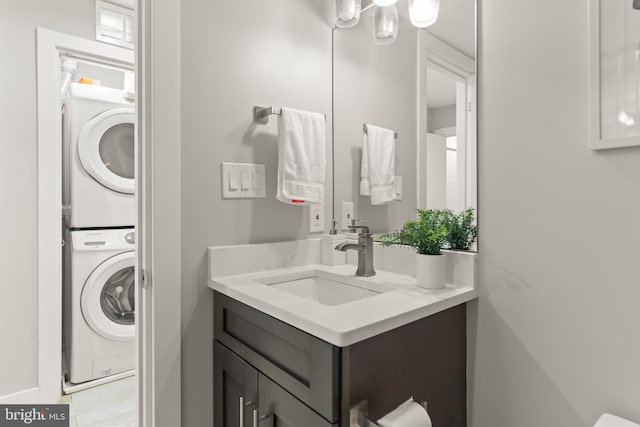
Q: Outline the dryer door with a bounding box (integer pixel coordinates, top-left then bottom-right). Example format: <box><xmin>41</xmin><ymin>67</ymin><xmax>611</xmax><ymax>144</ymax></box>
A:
<box><xmin>81</xmin><ymin>251</ymin><xmax>135</xmax><ymax>341</ymax></box>
<box><xmin>78</xmin><ymin>107</ymin><xmax>135</xmax><ymax>194</ymax></box>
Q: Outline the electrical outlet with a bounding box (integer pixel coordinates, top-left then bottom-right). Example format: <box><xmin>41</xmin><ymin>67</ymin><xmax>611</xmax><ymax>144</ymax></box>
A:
<box><xmin>309</xmin><ymin>204</ymin><xmax>323</xmax><ymax>233</ymax></box>
<box><xmin>394</xmin><ymin>176</ymin><xmax>402</xmax><ymax>201</ymax></box>
<box><xmin>341</xmin><ymin>202</ymin><xmax>354</xmax><ymax>230</ymax></box>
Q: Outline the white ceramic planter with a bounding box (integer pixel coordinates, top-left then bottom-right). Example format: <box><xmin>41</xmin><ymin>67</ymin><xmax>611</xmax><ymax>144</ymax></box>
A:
<box><xmin>416</xmin><ymin>253</ymin><xmax>446</xmax><ymax>289</ymax></box>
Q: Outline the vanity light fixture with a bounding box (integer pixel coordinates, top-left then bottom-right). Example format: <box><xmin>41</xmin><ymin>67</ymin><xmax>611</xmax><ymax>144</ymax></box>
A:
<box><xmin>373</xmin><ymin>0</ymin><xmax>398</xmax><ymax>6</ymax></box>
<box><xmin>408</xmin><ymin>0</ymin><xmax>440</xmax><ymax>28</ymax></box>
<box><xmin>373</xmin><ymin>5</ymin><xmax>399</xmax><ymax>45</ymax></box>
<box><xmin>335</xmin><ymin>0</ymin><xmax>362</xmax><ymax>28</ymax></box>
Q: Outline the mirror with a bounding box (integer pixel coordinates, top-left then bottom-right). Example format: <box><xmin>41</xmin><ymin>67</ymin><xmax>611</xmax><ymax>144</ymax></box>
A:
<box><xmin>589</xmin><ymin>0</ymin><xmax>640</xmax><ymax>149</ymax></box>
<box><xmin>332</xmin><ymin>0</ymin><xmax>476</xmax><ymax>237</ymax></box>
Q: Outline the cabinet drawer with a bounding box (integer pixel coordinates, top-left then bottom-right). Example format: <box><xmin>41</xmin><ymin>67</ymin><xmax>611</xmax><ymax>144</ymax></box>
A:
<box><xmin>214</xmin><ymin>292</ymin><xmax>340</xmax><ymax>423</ymax></box>
<box><xmin>258</xmin><ymin>373</ymin><xmax>338</xmax><ymax>427</ymax></box>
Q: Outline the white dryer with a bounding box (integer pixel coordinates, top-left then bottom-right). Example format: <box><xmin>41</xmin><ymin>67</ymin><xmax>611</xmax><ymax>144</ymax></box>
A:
<box><xmin>63</xmin><ymin>83</ymin><xmax>135</xmax><ymax>228</ymax></box>
<box><xmin>63</xmin><ymin>228</ymin><xmax>135</xmax><ymax>384</ymax></box>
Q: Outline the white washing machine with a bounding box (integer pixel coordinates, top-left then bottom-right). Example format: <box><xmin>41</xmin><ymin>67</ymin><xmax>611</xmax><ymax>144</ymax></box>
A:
<box><xmin>63</xmin><ymin>228</ymin><xmax>135</xmax><ymax>384</ymax></box>
<box><xmin>63</xmin><ymin>83</ymin><xmax>135</xmax><ymax>229</ymax></box>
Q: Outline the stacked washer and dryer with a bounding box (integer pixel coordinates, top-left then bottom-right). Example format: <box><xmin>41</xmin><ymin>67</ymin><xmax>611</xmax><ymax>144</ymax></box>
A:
<box><xmin>62</xmin><ymin>82</ymin><xmax>136</xmax><ymax>386</ymax></box>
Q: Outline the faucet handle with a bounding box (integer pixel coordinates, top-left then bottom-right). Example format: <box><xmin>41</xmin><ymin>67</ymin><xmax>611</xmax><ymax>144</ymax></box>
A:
<box><xmin>349</xmin><ymin>219</ymin><xmax>370</xmax><ymax>235</ymax></box>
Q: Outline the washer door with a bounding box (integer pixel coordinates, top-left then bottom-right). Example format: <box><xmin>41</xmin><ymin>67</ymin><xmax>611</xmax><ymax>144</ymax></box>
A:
<box><xmin>78</xmin><ymin>108</ymin><xmax>135</xmax><ymax>194</ymax></box>
<box><xmin>81</xmin><ymin>251</ymin><xmax>135</xmax><ymax>341</ymax></box>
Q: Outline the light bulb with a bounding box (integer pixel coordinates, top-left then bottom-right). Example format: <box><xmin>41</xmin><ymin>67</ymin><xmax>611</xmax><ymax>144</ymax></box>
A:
<box><xmin>373</xmin><ymin>0</ymin><xmax>398</xmax><ymax>5</ymax></box>
<box><xmin>373</xmin><ymin>5</ymin><xmax>398</xmax><ymax>45</ymax></box>
<box><xmin>408</xmin><ymin>0</ymin><xmax>440</xmax><ymax>28</ymax></box>
<box><xmin>335</xmin><ymin>0</ymin><xmax>362</xmax><ymax>28</ymax></box>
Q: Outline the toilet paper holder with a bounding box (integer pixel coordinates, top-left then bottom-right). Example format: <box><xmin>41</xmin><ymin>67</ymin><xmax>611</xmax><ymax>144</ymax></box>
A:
<box><xmin>349</xmin><ymin>399</ymin><xmax>428</xmax><ymax>427</ymax></box>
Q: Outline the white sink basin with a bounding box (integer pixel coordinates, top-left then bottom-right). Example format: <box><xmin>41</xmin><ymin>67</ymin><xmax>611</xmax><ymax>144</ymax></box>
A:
<box><xmin>257</xmin><ymin>271</ymin><xmax>380</xmax><ymax>306</ymax></box>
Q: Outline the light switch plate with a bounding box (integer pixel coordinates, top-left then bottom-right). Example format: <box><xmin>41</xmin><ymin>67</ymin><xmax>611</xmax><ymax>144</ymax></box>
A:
<box><xmin>341</xmin><ymin>201</ymin><xmax>354</xmax><ymax>230</ymax></box>
<box><xmin>221</xmin><ymin>163</ymin><xmax>266</xmax><ymax>199</ymax></box>
<box><xmin>309</xmin><ymin>204</ymin><xmax>323</xmax><ymax>233</ymax></box>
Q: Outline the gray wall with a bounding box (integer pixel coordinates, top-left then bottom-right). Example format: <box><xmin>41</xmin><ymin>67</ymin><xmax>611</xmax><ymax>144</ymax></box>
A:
<box><xmin>427</xmin><ymin>105</ymin><xmax>456</xmax><ymax>133</ymax></box>
<box><xmin>469</xmin><ymin>0</ymin><xmax>640</xmax><ymax>426</ymax></box>
<box><xmin>180</xmin><ymin>0</ymin><xmax>332</xmax><ymax>425</ymax></box>
<box><xmin>333</xmin><ymin>15</ymin><xmax>418</xmax><ymax>234</ymax></box>
<box><xmin>0</xmin><ymin>0</ymin><xmax>95</xmax><ymax>398</ymax></box>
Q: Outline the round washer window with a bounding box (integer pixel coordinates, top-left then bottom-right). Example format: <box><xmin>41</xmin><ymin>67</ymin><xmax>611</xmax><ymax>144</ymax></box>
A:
<box><xmin>100</xmin><ymin>266</ymin><xmax>135</xmax><ymax>325</ymax></box>
<box><xmin>99</xmin><ymin>123</ymin><xmax>134</xmax><ymax>180</ymax></box>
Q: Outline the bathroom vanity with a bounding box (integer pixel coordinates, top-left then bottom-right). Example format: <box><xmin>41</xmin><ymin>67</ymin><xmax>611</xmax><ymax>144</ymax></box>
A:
<box><xmin>214</xmin><ymin>292</ymin><xmax>466</xmax><ymax>427</ymax></box>
<box><xmin>209</xmin><ymin>241</ymin><xmax>477</xmax><ymax>427</ymax></box>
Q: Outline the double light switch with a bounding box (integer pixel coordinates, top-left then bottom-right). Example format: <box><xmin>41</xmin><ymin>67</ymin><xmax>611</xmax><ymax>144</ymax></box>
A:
<box><xmin>221</xmin><ymin>162</ymin><xmax>266</xmax><ymax>199</ymax></box>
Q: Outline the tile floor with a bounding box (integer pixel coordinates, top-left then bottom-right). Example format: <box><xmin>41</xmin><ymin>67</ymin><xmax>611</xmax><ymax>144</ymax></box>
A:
<box><xmin>60</xmin><ymin>375</ymin><xmax>136</xmax><ymax>427</ymax></box>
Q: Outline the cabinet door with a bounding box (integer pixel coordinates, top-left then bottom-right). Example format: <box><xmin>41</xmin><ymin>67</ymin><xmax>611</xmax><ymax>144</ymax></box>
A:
<box><xmin>214</xmin><ymin>341</ymin><xmax>258</xmax><ymax>427</ymax></box>
<box><xmin>256</xmin><ymin>374</ymin><xmax>337</xmax><ymax>427</ymax></box>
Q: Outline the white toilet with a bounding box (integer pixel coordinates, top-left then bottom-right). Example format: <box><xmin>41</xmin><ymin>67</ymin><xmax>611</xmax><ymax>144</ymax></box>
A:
<box><xmin>595</xmin><ymin>414</ymin><xmax>640</xmax><ymax>427</ymax></box>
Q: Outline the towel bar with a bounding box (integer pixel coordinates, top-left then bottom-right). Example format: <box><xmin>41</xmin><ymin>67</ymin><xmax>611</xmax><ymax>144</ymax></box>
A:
<box><xmin>253</xmin><ymin>106</ymin><xmax>282</xmax><ymax>124</ymax></box>
<box><xmin>363</xmin><ymin>123</ymin><xmax>399</xmax><ymax>139</ymax></box>
<box><xmin>253</xmin><ymin>105</ymin><xmax>326</xmax><ymax>125</ymax></box>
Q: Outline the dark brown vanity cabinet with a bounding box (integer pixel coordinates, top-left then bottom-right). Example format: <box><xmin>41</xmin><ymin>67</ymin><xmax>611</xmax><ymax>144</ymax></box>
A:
<box><xmin>213</xmin><ymin>291</ymin><xmax>467</xmax><ymax>427</ymax></box>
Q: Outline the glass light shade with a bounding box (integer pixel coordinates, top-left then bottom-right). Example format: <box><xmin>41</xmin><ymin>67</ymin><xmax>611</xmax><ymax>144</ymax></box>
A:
<box><xmin>373</xmin><ymin>5</ymin><xmax>398</xmax><ymax>45</ymax></box>
<box><xmin>335</xmin><ymin>0</ymin><xmax>362</xmax><ymax>28</ymax></box>
<box><xmin>373</xmin><ymin>0</ymin><xmax>398</xmax><ymax>6</ymax></box>
<box><xmin>408</xmin><ymin>0</ymin><xmax>440</xmax><ymax>28</ymax></box>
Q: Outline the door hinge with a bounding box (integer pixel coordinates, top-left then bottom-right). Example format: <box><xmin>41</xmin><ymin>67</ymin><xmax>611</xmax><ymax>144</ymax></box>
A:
<box><xmin>140</xmin><ymin>269</ymin><xmax>151</xmax><ymax>288</ymax></box>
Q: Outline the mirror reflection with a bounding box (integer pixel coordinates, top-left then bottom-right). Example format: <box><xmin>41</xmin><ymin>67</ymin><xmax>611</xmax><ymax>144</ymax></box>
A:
<box><xmin>332</xmin><ymin>0</ymin><xmax>476</xmax><ymax>238</ymax></box>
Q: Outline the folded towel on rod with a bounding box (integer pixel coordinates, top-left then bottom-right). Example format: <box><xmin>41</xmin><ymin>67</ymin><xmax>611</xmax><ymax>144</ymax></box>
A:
<box><xmin>360</xmin><ymin>124</ymin><xmax>396</xmax><ymax>205</ymax></box>
<box><xmin>276</xmin><ymin>107</ymin><xmax>326</xmax><ymax>205</ymax></box>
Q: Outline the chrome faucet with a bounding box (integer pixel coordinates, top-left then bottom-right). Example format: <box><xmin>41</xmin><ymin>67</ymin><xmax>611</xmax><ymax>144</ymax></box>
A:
<box><xmin>335</xmin><ymin>219</ymin><xmax>376</xmax><ymax>277</ymax></box>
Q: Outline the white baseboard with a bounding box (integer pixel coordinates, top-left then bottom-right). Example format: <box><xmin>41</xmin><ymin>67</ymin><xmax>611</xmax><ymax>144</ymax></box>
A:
<box><xmin>0</xmin><ymin>387</ymin><xmax>39</xmax><ymax>404</ymax></box>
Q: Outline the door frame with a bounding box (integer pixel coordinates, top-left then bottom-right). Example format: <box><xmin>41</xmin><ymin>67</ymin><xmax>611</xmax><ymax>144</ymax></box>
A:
<box><xmin>37</xmin><ymin>16</ymin><xmax>181</xmax><ymax>427</ymax></box>
<box><xmin>417</xmin><ymin>31</ymin><xmax>477</xmax><ymax>214</ymax></box>
<box><xmin>35</xmin><ymin>28</ymin><xmax>134</xmax><ymax>404</ymax></box>
<box><xmin>36</xmin><ymin>16</ymin><xmax>182</xmax><ymax>426</ymax></box>
<box><xmin>136</xmin><ymin>0</ymin><xmax>182</xmax><ymax>425</ymax></box>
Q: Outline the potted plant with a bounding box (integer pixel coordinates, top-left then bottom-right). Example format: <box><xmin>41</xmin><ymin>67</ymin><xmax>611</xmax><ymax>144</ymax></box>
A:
<box><xmin>443</xmin><ymin>208</ymin><xmax>478</xmax><ymax>251</ymax></box>
<box><xmin>380</xmin><ymin>209</ymin><xmax>448</xmax><ymax>289</ymax></box>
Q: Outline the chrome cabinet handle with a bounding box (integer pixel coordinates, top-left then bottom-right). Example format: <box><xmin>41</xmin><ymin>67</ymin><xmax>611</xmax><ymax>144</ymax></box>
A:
<box><xmin>239</xmin><ymin>397</ymin><xmax>244</xmax><ymax>427</ymax></box>
<box><xmin>252</xmin><ymin>409</ymin><xmax>269</xmax><ymax>427</ymax></box>
<box><xmin>239</xmin><ymin>397</ymin><xmax>254</xmax><ymax>426</ymax></box>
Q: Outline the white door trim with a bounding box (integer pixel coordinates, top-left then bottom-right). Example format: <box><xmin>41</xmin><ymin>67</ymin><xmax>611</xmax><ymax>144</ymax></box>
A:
<box><xmin>137</xmin><ymin>0</ymin><xmax>182</xmax><ymax>426</ymax></box>
<box><xmin>417</xmin><ymin>30</ymin><xmax>477</xmax><ymax>212</ymax></box>
<box><xmin>33</xmin><ymin>28</ymin><xmax>134</xmax><ymax>406</ymax></box>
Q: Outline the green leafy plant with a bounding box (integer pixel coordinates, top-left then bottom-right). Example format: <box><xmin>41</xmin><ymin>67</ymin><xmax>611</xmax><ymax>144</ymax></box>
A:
<box><xmin>442</xmin><ymin>208</ymin><xmax>477</xmax><ymax>250</ymax></box>
<box><xmin>380</xmin><ymin>209</ymin><xmax>447</xmax><ymax>255</ymax></box>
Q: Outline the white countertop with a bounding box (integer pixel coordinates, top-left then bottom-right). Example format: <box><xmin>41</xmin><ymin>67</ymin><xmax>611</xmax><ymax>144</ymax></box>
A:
<box><xmin>209</xmin><ymin>263</ymin><xmax>477</xmax><ymax>347</ymax></box>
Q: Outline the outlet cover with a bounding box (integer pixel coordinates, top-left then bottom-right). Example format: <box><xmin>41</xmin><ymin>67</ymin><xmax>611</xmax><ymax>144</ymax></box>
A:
<box><xmin>341</xmin><ymin>202</ymin><xmax>354</xmax><ymax>230</ymax></box>
<box><xmin>394</xmin><ymin>176</ymin><xmax>402</xmax><ymax>201</ymax></box>
<box><xmin>309</xmin><ymin>204</ymin><xmax>323</xmax><ymax>233</ymax></box>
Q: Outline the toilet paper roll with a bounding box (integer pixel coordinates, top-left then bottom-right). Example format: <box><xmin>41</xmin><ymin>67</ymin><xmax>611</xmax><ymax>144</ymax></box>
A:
<box><xmin>377</xmin><ymin>398</ymin><xmax>432</xmax><ymax>427</ymax></box>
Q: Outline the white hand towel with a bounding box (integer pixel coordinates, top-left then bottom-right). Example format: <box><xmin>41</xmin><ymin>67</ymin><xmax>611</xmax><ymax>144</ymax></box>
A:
<box><xmin>377</xmin><ymin>398</ymin><xmax>432</xmax><ymax>427</ymax></box>
<box><xmin>277</xmin><ymin>107</ymin><xmax>326</xmax><ymax>205</ymax></box>
<box><xmin>360</xmin><ymin>124</ymin><xmax>395</xmax><ymax>205</ymax></box>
